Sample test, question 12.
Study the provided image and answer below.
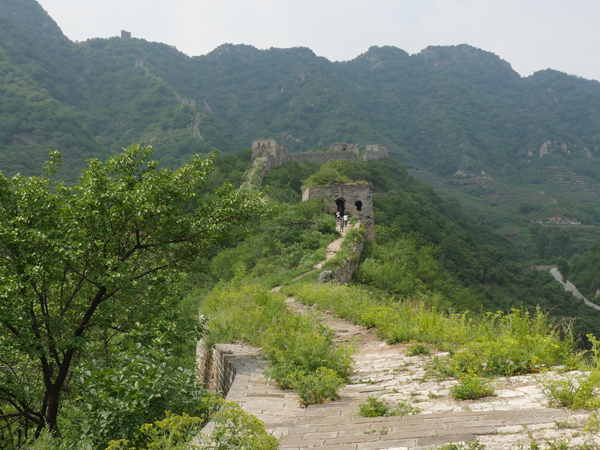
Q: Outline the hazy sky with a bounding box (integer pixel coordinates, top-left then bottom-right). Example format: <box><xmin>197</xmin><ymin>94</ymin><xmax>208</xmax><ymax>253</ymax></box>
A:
<box><xmin>37</xmin><ymin>0</ymin><xmax>600</xmax><ymax>82</ymax></box>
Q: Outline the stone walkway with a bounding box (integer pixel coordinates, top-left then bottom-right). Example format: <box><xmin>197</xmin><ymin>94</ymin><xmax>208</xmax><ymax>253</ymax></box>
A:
<box><xmin>199</xmin><ymin>343</ymin><xmax>305</xmax><ymax>439</ymax></box>
<box><xmin>201</xmin><ymin>224</ymin><xmax>598</xmax><ymax>449</ymax></box>
<box><xmin>278</xmin><ymin>300</ymin><xmax>591</xmax><ymax>449</ymax></box>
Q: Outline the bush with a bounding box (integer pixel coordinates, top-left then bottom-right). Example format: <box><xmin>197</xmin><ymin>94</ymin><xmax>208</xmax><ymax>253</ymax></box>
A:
<box><xmin>262</xmin><ymin>312</ymin><xmax>354</xmax><ymax>390</ymax></box>
<box><xmin>357</xmin><ymin>396</ymin><xmax>422</xmax><ymax>417</ymax></box>
<box><xmin>358</xmin><ymin>396</ymin><xmax>391</xmax><ymax>417</ymax></box>
<box><xmin>450</xmin><ymin>374</ymin><xmax>495</xmax><ymax>400</ymax></box>
<box><xmin>541</xmin><ymin>370</ymin><xmax>600</xmax><ymax>410</ymax></box>
<box><xmin>106</xmin><ymin>398</ymin><xmax>278</xmax><ymax>450</ymax></box>
<box><xmin>288</xmin><ymin>367</ymin><xmax>346</xmax><ymax>405</ymax></box>
<box><xmin>408</xmin><ymin>343</ymin><xmax>430</xmax><ymax>356</ymax></box>
<box><xmin>75</xmin><ymin>339</ymin><xmax>206</xmax><ymax>449</ymax></box>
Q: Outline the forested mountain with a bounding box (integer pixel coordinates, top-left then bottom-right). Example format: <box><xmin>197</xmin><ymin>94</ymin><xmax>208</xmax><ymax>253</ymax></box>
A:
<box><xmin>5</xmin><ymin>3</ymin><xmax>600</xmax><ymax>445</ymax></box>
<box><xmin>2</xmin><ymin>0</ymin><xmax>600</xmax><ymax>247</ymax></box>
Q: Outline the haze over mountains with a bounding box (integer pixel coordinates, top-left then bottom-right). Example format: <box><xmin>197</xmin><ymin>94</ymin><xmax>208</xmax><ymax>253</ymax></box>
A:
<box><xmin>2</xmin><ymin>0</ymin><xmax>600</xmax><ymax>227</ymax></box>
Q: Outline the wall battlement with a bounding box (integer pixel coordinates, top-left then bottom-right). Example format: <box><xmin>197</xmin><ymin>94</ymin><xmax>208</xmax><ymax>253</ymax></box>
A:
<box><xmin>247</xmin><ymin>139</ymin><xmax>388</xmax><ymax>188</ymax></box>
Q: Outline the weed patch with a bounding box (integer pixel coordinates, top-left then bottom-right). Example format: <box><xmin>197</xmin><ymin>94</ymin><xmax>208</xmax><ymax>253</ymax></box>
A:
<box><xmin>408</xmin><ymin>343</ymin><xmax>430</xmax><ymax>356</ymax></box>
<box><xmin>450</xmin><ymin>374</ymin><xmax>495</xmax><ymax>400</ymax></box>
<box><xmin>357</xmin><ymin>396</ymin><xmax>422</xmax><ymax>417</ymax></box>
<box><xmin>285</xmin><ymin>283</ymin><xmax>578</xmax><ymax>379</ymax></box>
<box><xmin>201</xmin><ymin>283</ymin><xmax>353</xmax><ymax>404</ymax></box>
<box><xmin>541</xmin><ymin>371</ymin><xmax>600</xmax><ymax>410</ymax></box>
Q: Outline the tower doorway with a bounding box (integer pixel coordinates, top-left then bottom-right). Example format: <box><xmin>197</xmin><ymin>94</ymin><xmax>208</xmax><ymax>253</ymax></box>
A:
<box><xmin>335</xmin><ymin>198</ymin><xmax>345</xmax><ymax>216</ymax></box>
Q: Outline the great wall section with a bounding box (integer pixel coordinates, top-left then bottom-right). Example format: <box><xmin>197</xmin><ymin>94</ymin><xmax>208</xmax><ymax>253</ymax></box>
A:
<box><xmin>196</xmin><ymin>223</ymin><xmax>592</xmax><ymax>449</ymax></box>
<box><xmin>196</xmin><ymin>139</ymin><xmax>598</xmax><ymax>449</ymax></box>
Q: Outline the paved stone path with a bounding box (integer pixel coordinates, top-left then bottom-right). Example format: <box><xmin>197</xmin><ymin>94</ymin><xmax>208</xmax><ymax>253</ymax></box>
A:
<box><xmin>279</xmin><ymin>300</ymin><xmax>588</xmax><ymax>449</ymax></box>
<box><xmin>201</xmin><ymin>225</ymin><xmax>598</xmax><ymax>449</ymax></box>
<box><xmin>199</xmin><ymin>343</ymin><xmax>305</xmax><ymax>439</ymax></box>
<box><xmin>280</xmin><ymin>407</ymin><xmax>568</xmax><ymax>449</ymax></box>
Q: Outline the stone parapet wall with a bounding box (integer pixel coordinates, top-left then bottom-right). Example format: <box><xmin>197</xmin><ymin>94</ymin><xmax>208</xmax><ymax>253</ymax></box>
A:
<box><xmin>246</xmin><ymin>138</ymin><xmax>388</xmax><ymax>187</ymax></box>
<box><xmin>333</xmin><ymin>242</ymin><xmax>363</xmax><ymax>284</ymax></box>
<box><xmin>289</xmin><ymin>151</ymin><xmax>358</xmax><ymax>165</ymax></box>
<box><xmin>363</xmin><ymin>145</ymin><xmax>388</xmax><ymax>161</ymax></box>
<box><xmin>197</xmin><ymin>343</ymin><xmax>237</xmax><ymax>395</ymax></box>
<box><xmin>317</xmin><ymin>241</ymin><xmax>363</xmax><ymax>285</ymax></box>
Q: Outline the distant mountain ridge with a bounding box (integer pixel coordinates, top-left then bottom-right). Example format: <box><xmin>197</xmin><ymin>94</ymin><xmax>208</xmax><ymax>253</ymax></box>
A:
<box><xmin>1</xmin><ymin>0</ymin><xmax>600</xmax><ymax>227</ymax></box>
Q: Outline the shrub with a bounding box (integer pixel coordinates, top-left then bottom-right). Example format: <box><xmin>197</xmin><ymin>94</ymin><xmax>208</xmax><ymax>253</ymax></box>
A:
<box><xmin>262</xmin><ymin>312</ymin><xmax>354</xmax><ymax>390</ymax></box>
<box><xmin>408</xmin><ymin>343</ymin><xmax>430</xmax><ymax>356</ymax></box>
<box><xmin>106</xmin><ymin>399</ymin><xmax>278</xmax><ymax>450</ymax></box>
<box><xmin>358</xmin><ymin>396</ymin><xmax>392</xmax><ymax>417</ymax></box>
<box><xmin>288</xmin><ymin>367</ymin><xmax>346</xmax><ymax>405</ymax></box>
<box><xmin>541</xmin><ymin>370</ymin><xmax>600</xmax><ymax>410</ymax></box>
<box><xmin>357</xmin><ymin>396</ymin><xmax>422</xmax><ymax>417</ymax></box>
<box><xmin>450</xmin><ymin>374</ymin><xmax>495</xmax><ymax>400</ymax></box>
<box><xmin>75</xmin><ymin>339</ymin><xmax>206</xmax><ymax>449</ymax></box>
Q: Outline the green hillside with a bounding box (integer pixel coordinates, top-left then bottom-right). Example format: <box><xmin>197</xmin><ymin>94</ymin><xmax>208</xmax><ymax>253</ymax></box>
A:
<box><xmin>2</xmin><ymin>0</ymin><xmax>600</xmax><ymax>292</ymax></box>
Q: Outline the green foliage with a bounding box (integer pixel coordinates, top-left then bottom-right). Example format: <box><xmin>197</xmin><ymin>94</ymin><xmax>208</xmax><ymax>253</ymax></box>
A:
<box><xmin>541</xmin><ymin>371</ymin><xmax>600</xmax><ymax>410</ymax></box>
<box><xmin>302</xmin><ymin>163</ymin><xmax>352</xmax><ymax>190</ymax></box>
<box><xmin>262</xmin><ymin>312</ymin><xmax>354</xmax><ymax>390</ymax></box>
<box><xmin>358</xmin><ymin>396</ymin><xmax>392</xmax><ymax>417</ymax></box>
<box><xmin>0</xmin><ymin>145</ymin><xmax>265</xmax><ymax>441</ymax></box>
<box><xmin>200</xmin><ymin>283</ymin><xmax>353</xmax><ymax>403</ymax></box>
<box><xmin>199</xmin><ymin>399</ymin><xmax>279</xmax><ymax>450</ymax></box>
<box><xmin>450</xmin><ymin>374</ymin><xmax>495</xmax><ymax>400</ymax></box>
<box><xmin>285</xmin><ymin>283</ymin><xmax>578</xmax><ymax>378</ymax></box>
<box><xmin>105</xmin><ymin>399</ymin><xmax>278</xmax><ymax>450</ymax></box>
<box><xmin>75</xmin><ymin>337</ymin><xmax>205</xmax><ymax>448</ymax></box>
<box><xmin>287</xmin><ymin>367</ymin><xmax>346</xmax><ymax>405</ymax></box>
<box><xmin>408</xmin><ymin>343</ymin><xmax>431</xmax><ymax>356</ymax></box>
<box><xmin>322</xmin><ymin>224</ymin><xmax>365</xmax><ymax>271</ymax></box>
<box><xmin>357</xmin><ymin>396</ymin><xmax>422</xmax><ymax>418</ymax></box>
<box><xmin>570</xmin><ymin>244</ymin><xmax>600</xmax><ymax>299</ymax></box>
<box><xmin>203</xmin><ymin>198</ymin><xmax>338</xmax><ymax>288</ymax></box>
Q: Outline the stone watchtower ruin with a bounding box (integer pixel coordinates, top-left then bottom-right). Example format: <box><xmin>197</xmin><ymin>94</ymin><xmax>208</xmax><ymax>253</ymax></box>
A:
<box><xmin>302</xmin><ymin>183</ymin><xmax>375</xmax><ymax>241</ymax></box>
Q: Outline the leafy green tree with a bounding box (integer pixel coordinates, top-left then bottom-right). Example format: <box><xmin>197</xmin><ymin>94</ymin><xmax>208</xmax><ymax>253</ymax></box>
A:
<box><xmin>530</xmin><ymin>224</ymin><xmax>550</xmax><ymax>259</ymax></box>
<box><xmin>0</xmin><ymin>145</ymin><xmax>265</xmax><ymax>439</ymax></box>
<box><xmin>556</xmin><ymin>257</ymin><xmax>569</xmax><ymax>282</ymax></box>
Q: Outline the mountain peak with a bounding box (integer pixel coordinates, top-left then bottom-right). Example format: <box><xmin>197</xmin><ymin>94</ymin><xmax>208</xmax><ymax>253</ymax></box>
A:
<box><xmin>0</xmin><ymin>0</ymin><xmax>67</xmax><ymax>42</ymax></box>
<box><xmin>350</xmin><ymin>46</ymin><xmax>409</xmax><ymax>70</ymax></box>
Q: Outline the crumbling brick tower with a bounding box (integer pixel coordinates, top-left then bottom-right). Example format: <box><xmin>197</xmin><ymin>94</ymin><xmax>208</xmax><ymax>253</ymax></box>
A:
<box><xmin>302</xmin><ymin>183</ymin><xmax>375</xmax><ymax>241</ymax></box>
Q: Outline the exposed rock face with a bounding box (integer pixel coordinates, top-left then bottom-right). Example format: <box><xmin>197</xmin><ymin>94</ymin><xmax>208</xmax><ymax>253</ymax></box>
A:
<box><xmin>540</xmin><ymin>141</ymin><xmax>552</xmax><ymax>157</ymax></box>
<box><xmin>317</xmin><ymin>270</ymin><xmax>333</xmax><ymax>283</ymax></box>
<box><xmin>302</xmin><ymin>183</ymin><xmax>375</xmax><ymax>241</ymax></box>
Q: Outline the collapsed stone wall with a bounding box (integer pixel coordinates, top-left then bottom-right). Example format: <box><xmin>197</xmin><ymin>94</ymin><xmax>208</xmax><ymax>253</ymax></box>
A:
<box><xmin>363</xmin><ymin>144</ymin><xmax>388</xmax><ymax>161</ymax></box>
<box><xmin>318</xmin><ymin>241</ymin><xmax>364</xmax><ymax>285</ymax></box>
<box><xmin>302</xmin><ymin>183</ymin><xmax>375</xmax><ymax>241</ymax></box>
<box><xmin>289</xmin><ymin>151</ymin><xmax>358</xmax><ymax>165</ymax></box>
<box><xmin>246</xmin><ymin>138</ymin><xmax>387</xmax><ymax>188</ymax></box>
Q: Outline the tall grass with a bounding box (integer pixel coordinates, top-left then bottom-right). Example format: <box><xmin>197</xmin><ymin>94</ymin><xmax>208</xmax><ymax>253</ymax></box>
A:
<box><xmin>200</xmin><ymin>282</ymin><xmax>354</xmax><ymax>403</ymax></box>
<box><xmin>284</xmin><ymin>283</ymin><xmax>579</xmax><ymax>377</ymax></box>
